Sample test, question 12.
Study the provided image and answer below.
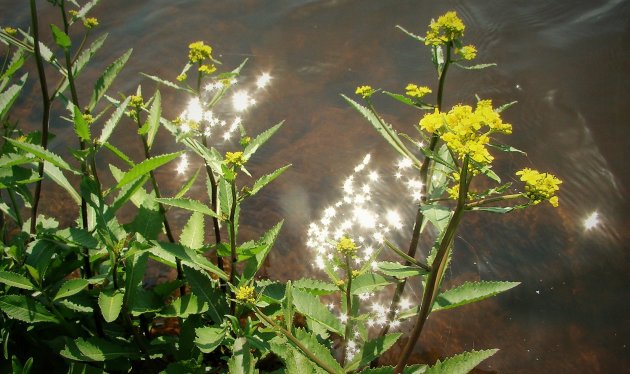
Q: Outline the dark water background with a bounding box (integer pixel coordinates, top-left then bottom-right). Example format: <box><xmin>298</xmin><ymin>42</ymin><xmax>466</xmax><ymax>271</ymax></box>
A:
<box><xmin>2</xmin><ymin>0</ymin><xmax>630</xmax><ymax>372</ymax></box>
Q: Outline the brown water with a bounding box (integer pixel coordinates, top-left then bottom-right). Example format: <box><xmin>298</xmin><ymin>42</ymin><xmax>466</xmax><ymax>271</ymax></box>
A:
<box><xmin>2</xmin><ymin>0</ymin><xmax>630</xmax><ymax>372</ymax></box>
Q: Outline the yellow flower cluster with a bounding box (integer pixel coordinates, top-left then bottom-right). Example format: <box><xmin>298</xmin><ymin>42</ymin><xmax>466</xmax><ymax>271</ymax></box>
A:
<box><xmin>224</xmin><ymin>151</ymin><xmax>247</xmax><ymax>167</ymax></box>
<box><xmin>3</xmin><ymin>27</ymin><xmax>17</xmax><ymax>36</ymax></box>
<box><xmin>198</xmin><ymin>64</ymin><xmax>216</xmax><ymax>75</ymax></box>
<box><xmin>336</xmin><ymin>236</ymin><xmax>358</xmax><ymax>256</ymax></box>
<box><xmin>355</xmin><ymin>85</ymin><xmax>374</xmax><ymax>99</ymax></box>
<box><xmin>188</xmin><ymin>41</ymin><xmax>213</xmax><ymax>63</ymax></box>
<box><xmin>127</xmin><ymin>95</ymin><xmax>144</xmax><ymax>121</ymax></box>
<box><xmin>235</xmin><ymin>285</ymin><xmax>256</xmax><ymax>304</ymax></box>
<box><xmin>405</xmin><ymin>84</ymin><xmax>432</xmax><ymax>99</ymax></box>
<box><xmin>516</xmin><ymin>168</ymin><xmax>562</xmax><ymax>207</ymax></box>
<box><xmin>419</xmin><ymin>100</ymin><xmax>512</xmax><ymax>165</ymax></box>
<box><xmin>425</xmin><ymin>11</ymin><xmax>465</xmax><ymax>46</ymax></box>
<box><xmin>459</xmin><ymin>45</ymin><xmax>477</xmax><ymax>60</ymax></box>
<box><xmin>83</xmin><ymin>17</ymin><xmax>99</xmax><ymax>29</ymax></box>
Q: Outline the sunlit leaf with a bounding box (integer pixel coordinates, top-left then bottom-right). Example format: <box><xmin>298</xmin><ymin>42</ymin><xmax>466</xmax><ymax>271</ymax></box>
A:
<box><xmin>98</xmin><ymin>289</ymin><xmax>124</xmax><ymax>323</ymax></box>
<box><xmin>228</xmin><ymin>337</ymin><xmax>257</xmax><ymax>374</ymax></box>
<box><xmin>243</xmin><ymin>121</ymin><xmax>284</xmax><ymax>160</ymax></box>
<box><xmin>50</xmin><ymin>24</ymin><xmax>71</xmax><ymax>50</ymax></box>
<box><xmin>248</xmin><ymin>165</ymin><xmax>291</xmax><ymax>197</ymax></box>
<box><xmin>54</xmin><ymin>278</ymin><xmax>90</xmax><ymax>301</ymax></box>
<box><xmin>115</xmin><ymin>151</ymin><xmax>183</xmax><ymax>189</ymax></box>
<box><xmin>0</xmin><ymin>271</ymin><xmax>34</xmax><ymax>290</ymax></box>
<box><xmin>6</xmin><ymin>138</ymin><xmax>75</xmax><ymax>173</ymax></box>
<box><xmin>350</xmin><ymin>273</ymin><xmax>393</xmax><ymax>295</ymax></box>
<box><xmin>61</xmin><ymin>337</ymin><xmax>139</xmax><ymax>362</ymax></box>
<box><xmin>345</xmin><ymin>333</ymin><xmax>402</xmax><ymax>372</ymax></box>
<box><xmin>0</xmin><ymin>295</ymin><xmax>58</xmax><ymax>323</ymax></box>
<box><xmin>194</xmin><ymin>326</ymin><xmax>226</xmax><ymax>353</ymax></box>
<box><xmin>155</xmin><ymin>197</ymin><xmax>218</xmax><ymax>218</ymax></box>
<box><xmin>424</xmin><ymin>349</ymin><xmax>498</xmax><ymax>374</ymax></box>
<box><xmin>291</xmin><ymin>288</ymin><xmax>343</xmax><ymax>336</ymax></box>
<box><xmin>98</xmin><ymin>96</ymin><xmax>131</xmax><ymax>145</ymax></box>
<box><xmin>88</xmin><ymin>49</ymin><xmax>132</xmax><ymax>112</ymax></box>
<box><xmin>432</xmin><ymin>281</ymin><xmax>520</xmax><ymax>312</ymax></box>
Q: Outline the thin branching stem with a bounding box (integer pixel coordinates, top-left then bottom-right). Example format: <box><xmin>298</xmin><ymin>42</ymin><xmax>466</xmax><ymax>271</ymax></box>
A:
<box><xmin>228</xmin><ymin>179</ymin><xmax>238</xmax><ymax>315</ymax></box>
<box><xmin>201</xmin><ymin>135</ymin><xmax>224</xmax><ymax>274</ymax></box>
<box><xmin>465</xmin><ymin>193</ymin><xmax>523</xmax><ymax>209</ymax></box>
<box><xmin>341</xmin><ymin>254</ymin><xmax>353</xmax><ymax>366</ymax></box>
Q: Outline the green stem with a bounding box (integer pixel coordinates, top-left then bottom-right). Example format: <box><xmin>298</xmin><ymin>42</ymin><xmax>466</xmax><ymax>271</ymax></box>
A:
<box><xmin>384</xmin><ymin>240</ymin><xmax>430</xmax><ymax>271</ymax></box>
<box><xmin>465</xmin><ymin>193</ymin><xmax>523</xmax><ymax>209</ymax></box>
<box><xmin>28</xmin><ymin>0</ymin><xmax>51</xmax><ymax>236</ymax></box>
<box><xmin>228</xmin><ymin>179</ymin><xmax>238</xmax><ymax>315</ymax></box>
<box><xmin>340</xmin><ymin>255</ymin><xmax>353</xmax><ymax>366</ymax></box>
<box><xmin>201</xmin><ymin>135</ymin><xmax>224</xmax><ymax>274</ymax></box>
<box><xmin>254</xmin><ymin>307</ymin><xmax>339</xmax><ymax>374</ymax></box>
<box><xmin>393</xmin><ymin>156</ymin><xmax>470</xmax><ymax>374</ymax></box>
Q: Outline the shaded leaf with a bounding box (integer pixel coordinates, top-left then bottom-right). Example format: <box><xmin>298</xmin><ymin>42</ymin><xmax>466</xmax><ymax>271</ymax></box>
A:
<box><xmin>242</xmin><ymin>220</ymin><xmax>283</xmax><ymax>281</ymax></box>
<box><xmin>61</xmin><ymin>337</ymin><xmax>139</xmax><ymax>362</ymax></box>
<box><xmin>151</xmin><ymin>241</ymin><xmax>228</xmax><ymax>281</ymax></box>
<box><xmin>293</xmin><ymin>329</ymin><xmax>344</xmax><ymax>373</ymax></box>
<box><xmin>184</xmin><ymin>267</ymin><xmax>226</xmax><ymax>324</ymax></box>
<box><xmin>5</xmin><ymin>138</ymin><xmax>74</xmax><ymax>172</ymax></box>
<box><xmin>54</xmin><ymin>278</ymin><xmax>90</xmax><ymax>301</ymax></box>
<box><xmin>228</xmin><ymin>337</ymin><xmax>257</xmax><ymax>374</ymax></box>
<box><xmin>98</xmin><ymin>289</ymin><xmax>124</xmax><ymax>323</ymax></box>
<box><xmin>350</xmin><ymin>273</ymin><xmax>393</xmax><ymax>295</ymax></box>
<box><xmin>159</xmin><ymin>294</ymin><xmax>208</xmax><ymax>318</ymax></box>
<box><xmin>293</xmin><ymin>278</ymin><xmax>338</xmax><ymax>295</ymax></box>
<box><xmin>194</xmin><ymin>326</ymin><xmax>226</xmax><ymax>353</ymax></box>
<box><xmin>0</xmin><ymin>295</ymin><xmax>58</xmax><ymax>323</ymax></box>
<box><xmin>0</xmin><ymin>271</ymin><xmax>34</xmax><ymax>290</ymax></box>
<box><xmin>345</xmin><ymin>333</ymin><xmax>402</xmax><ymax>372</ymax></box>
<box><xmin>180</xmin><ymin>211</ymin><xmax>204</xmax><ymax>250</ymax></box>
<box><xmin>292</xmin><ymin>288</ymin><xmax>343</xmax><ymax>335</ymax></box>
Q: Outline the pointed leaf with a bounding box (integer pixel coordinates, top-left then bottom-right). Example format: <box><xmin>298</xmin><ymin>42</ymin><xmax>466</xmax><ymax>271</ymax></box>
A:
<box><xmin>425</xmin><ymin>349</ymin><xmax>498</xmax><ymax>374</ymax></box>
<box><xmin>124</xmin><ymin>251</ymin><xmax>149</xmax><ymax>307</ymax></box>
<box><xmin>151</xmin><ymin>241</ymin><xmax>228</xmax><ymax>281</ymax></box>
<box><xmin>292</xmin><ymin>288</ymin><xmax>343</xmax><ymax>335</ymax></box>
<box><xmin>140</xmin><ymin>73</ymin><xmax>194</xmax><ymax>94</ymax></box>
<box><xmin>115</xmin><ymin>151</ymin><xmax>183</xmax><ymax>189</ymax></box>
<box><xmin>56</xmin><ymin>34</ymin><xmax>107</xmax><ymax>100</ymax></box>
<box><xmin>0</xmin><ymin>271</ymin><xmax>34</xmax><ymax>290</ymax></box>
<box><xmin>88</xmin><ymin>49</ymin><xmax>132</xmax><ymax>112</ymax></box>
<box><xmin>1</xmin><ymin>73</ymin><xmax>27</xmax><ymax>120</ymax></box>
<box><xmin>158</xmin><ymin>294</ymin><xmax>208</xmax><ymax>318</ymax></box>
<box><xmin>249</xmin><ymin>165</ymin><xmax>291</xmax><ymax>196</ymax></box>
<box><xmin>146</xmin><ymin>90</ymin><xmax>161</xmax><ymax>148</ymax></box>
<box><xmin>377</xmin><ymin>262</ymin><xmax>428</xmax><ymax>278</ymax></box>
<box><xmin>98</xmin><ymin>289</ymin><xmax>124</xmax><ymax>323</ymax></box>
<box><xmin>433</xmin><ymin>281</ymin><xmax>520</xmax><ymax>312</ymax></box>
<box><xmin>293</xmin><ymin>329</ymin><xmax>344</xmax><ymax>373</ymax></box>
<box><xmin>98</xmin><ymin>96</ymin><xmax>130</xmax><ymax>145</ymax></box>
<box><xmin>180</xmin><ymin>211</ymin><xmax>204</xmax><ymax>250</ymax></box>
<box><xmin>194</xmin><ymin>326</ymin><xmax>226</xmax><ymax>353</ymax></box>
<box><xmin>243</xmin><ymin>121</ymin><xmax>283</xmax><ymax>159</ymax></box>
<box><xmin>293</xmin><ymin>278</ymin><xmax>338</xmax><ymax>295</ymax></box>
<box><xmin>43</xmin><ymin>161</ymin><xmax>81</xmax><ymax>204</ymax></box>
<box><xmin>228</xmin><ymin>337</ymin><xmax>257</xmax><ymax>374</ymax></box>
<box><xmin>345</xmin><ymin>333</ymin><xmax>402</xmax><ymax>371</ymax></box>
<box><xmin>420</xmin><ymin>204</ymin><xmax>451</xmax><ymax>232</ymax></box>
<box><xmin>6</xmin><ymin>138</ymin><xmax>74</xmax><ymax>172</ymax></box>
<box><xmin>54</xmin><ymin>278</ymin><xmax>90</xmax><ymax>301</ymax></box>
<box><xmin>242</xmin><ymin>220</ymin><xmax>283</xmax><ymax>280</ymax></box>
<box><xmin>184</xmin><ymin>267</ymin><xmax>227</xmax><ymax>324</ymax></box>
<box><xmin>61</xmin><ymin>337</ymin><xmax>139</xmax><ymax>362</ymax></box>
<box><xmin>155</xmin><ymin>197</ymin><xmax>218</xmax><ymax>218</ymax></box>
<box><xmin>396</xmin><ymin>25</ymin><xmax>425</xmax><ymax>42</ymax></box>
<box><xmin>350</xmin><ymin>273</ymin><xmax>393</xmax><ymax>295</ymax></box>
<box><xmin>453</xmin><ymin>62</ymin><xmax>497</xmax><ymax>70</ymax></box>
<box><xmin>72</xmin><ymin>104</ymin><xmax>91</xmax><ymax>142</ymax></box>
<box><xmin>174</xmin><ymin>167</ymin><xmax>200</xmax><ymax>198</ymax></box>
<box><xmin>0</xmin><ymin>295</ymin><xmax>58</xmax><ymax>323</ymax></box>
<box><xmin>50</xmin><ymin>24</ymin><xmax>71</xmax><ymax>50</ymax></box>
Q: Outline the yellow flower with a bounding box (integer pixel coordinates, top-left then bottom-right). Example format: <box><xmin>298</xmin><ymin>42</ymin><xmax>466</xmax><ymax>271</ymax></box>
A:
<box><xmin>188</xmin><ymin>41</ymin><xmax>213</xmax><ymax>63</ymax></box>
<box><xmin>355</xmin><ymin>85</ymin><xmax>374</xmax><ymax>99</ymax></box>
<box><xmin>3</xmin><ymin>27</ymin><xmax>17</xmax><ymax>36</ymax></box>
<box><xmin>425</xmin><ymin>11</ymin><xmax>466</xmax><ymax>46</ymax></box>
<box><xmin>335</xmin><ymin>279</ymin><xmax>345</xmax><ymax>287</ymax></box>
<box><xmin>83</xmin><ymin>17</ymin><xmax>99</xmax><ymax>29</ymax></box>
<box><xmin>68</xmin><ymin>10</ymin><xmax>79</xmax><ymax>18</ymax></box>
<box><xmin>516</xmin><ymin>168</ymin><xmax>562</xmax><ymax>207</ymax></box>
<box><xmin>198</xmin><ymin>64</ymin><xmax>217</xmax><ymax>75</ymax></box>
<box><xmin>405</xmin><ymin>84</ymin><xmax>432</xmax><ymax>99</ymax></box>
<box><xmin>235</xmin><ymin>285</ymin><xmax>256</xmax><ymax>304</ymax></box>
<box><xmin>176</xmin><ymin>73</ymin><xmax>187</xmax><ymax>82</ymax></box>
<box><xmin>224</xmin><ymin>151</ymin><xmax>247</xmax><ymax>167</ymax></box>
<box><xmin>351</xmin><ymin>270</ymin><xmax>361</xmax><ymax>278</ymax></box>
<box><xmin>419</xmin><ymin>109</ymin><xmax>444</xmax><ymax>133</ymax></box>
<box><xmin>336</xmin><ymin>236</ymin><xmax>358</xmax><ymax>256</ymax></box>
<box><xmin>459</xmin><ymin>45</ymin><xmax>477</xmax><ymax>60</ymax></box>
<box><xmin>129</xmin><ymin>95</ymin><xmax>144</xmax><ymax>108</ymax></box>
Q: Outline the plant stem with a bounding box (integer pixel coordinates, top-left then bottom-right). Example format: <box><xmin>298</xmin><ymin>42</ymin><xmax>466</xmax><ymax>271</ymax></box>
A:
<box><xmin>201</xmin><ymin>136</ymin><xmax>224</xmax><ymax>274</ymax></box>
<box><xmin>228</xmin><ymin>179</ymin><xmax>238</xmax><ymax>315</ymax></box>
<box><xmin>384</xmin><ymin>240</ymin><xmax>430</xmax><ymax>271</ymax></box>
<box><xmin>28</xmin><ymin>0</ymin><xmax>51</xmax><ymax>236</ymax></box>
<box><xmin>393</xmin><ymin>156</ymin><xmax>470</xmax><ymax>374</ymax></box>
<box><xmin>465</xmin><ymin>193</ymin><xmax>523</xmax><ymax>209</ymax></box>
<box><xmin>341</xmin><ymin>254</ymin><xmax>353</xmax><ymax>366</ymax></box>
<box><xmin>254</xmin><ymin>307</ymin><xmax>339</xmax><ymax>374</ymax></box>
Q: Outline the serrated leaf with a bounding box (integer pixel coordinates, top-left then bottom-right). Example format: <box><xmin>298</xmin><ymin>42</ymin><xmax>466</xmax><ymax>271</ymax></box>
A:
<box><xmin>0</xmin><ymin>295</ymin><xmax>58</xmax><ymax>323</ymax></box>
<box><xmin>1</xmin><ymin>73</ymin><xmax>27</xmax><ymax>120</ymax></box>
<box><xmin>5</xmin><ymin>138</ymin><xmax>75</xmax><ymax>172</ymax></box>
<box><xmin>0</xmin><ymin>271</ymin><xmax>34</xmax><ymax>290</ymax></box>
<box><xmin>140</xmin><ymin>73</ymin><xmax>194</xmax><ymax>94</ymax></box>
<box><xmin>50</xmin><ymin>24</ymin><xmax>71</xmax><ymax>50</ymax></box>
<box><xmin>249</xmin><ymin>165</ymin><xmax>290</xmax><ymax>196</ymax></box>
<box><xmin>293</xmin><ymin>329</ymin><xmax>344</xmax><ymax>373</ymax></box>
<box><xmin>174</xmin><ymin>167</ymin><xmax>200</xmax><ymax>199</ymax></box>
<box><xmin>114</xmin><ymin>151</ymin><xmax>183</xmax><ymax>189</ymax></box>
<box><xmin>43</xmin><ymin>161</ymin><xmax>80</xmax><ymax>204</ymax></box>
<box><xmin>151</xmin><ymin>241</ymin><xmax>228</xmax><ymax>281</ymax></box>
<box><xmin>488</xmin><ymin>142</ymin><xmax>526</xmax><ymax>155</ymax></box>
<box><xmin>420</xmin><ymin>204</ymin><xmax>451</xmax><ymax>232</ymax></box>
<box><xmin>61</xmin><ymin>337</ymin><xmax>139</xmax><ymax>362</ymax></box>
<box><xmin>242</xmin><ymin>220</ymin><xmax>283</xmax><ymax>281</ymax></box>
<box><xmin>432</xmin><ymin>281</ymin><xmax>520</xmax><ymax>312</ymax></box>
<box><xmin>228</xmin><ymin>337</ymin><xmax>257</xmax><ymax>374</ymax></box>
<box><xmin>396</xmin><ymin>24</ymin><xmax>425</xmax><ymax>42</ymax></box>
<box><xmin>345</xmin><ymin>333</ymin><xmax>402</xmax><ymax>372</ymax></box>
<box><xmin>453</xmin><ymin>62</ymin><xmax>497</xmax><ymax>70</ymax></box>
<box><xmin>70</xmin><ymin>0</ymin><xmax>100</xmax><ymax>24</ymax></box>
<box><xmin>88</xmin><ymin>49</ymin><xmax>132</xmax><ymax>112</ymax></box>
<box><xmin>56</xmin><ymin>34</ymin><xmax>107</xmax><ymax>100</ymax></box>
<box><xmin>155</xmin><ymin>197</ymin><xmax>218</xmax><ymax>218</ymax></box>
<box><xmin>124</xmin><ymin>251</ymin><xmax>149</xmax><ymax>307</ymax></box>
<box><xmin>98</xmin><ymin>289</ymin><xmax>124</xmax><ymax>323</ymax></box>
<box><xmin>270</xmin><ymin>340</ymin><xmax>323</xmax><ymax>374</ymax></box>
<box><xmin>184</xmin><ymin>267</ymin><xmax>226</xmax><ymax>324</ymax></box>
<box><xmin>98</xmin><ymin>96</ymin><xmax>130</xmax><ymax>145</ymax></box>
<box><xmin>424</xmin><ymin>349</ymin><xmax>498</xmax><ymax>374</ymax></box>
<box><xmin>146</xmin><ymin>90</ymin><xmax>161</xmax><ymax>148</ymax></box>
<box><xmin>180</xmin><ymin>211</ymin><xmax>204</xmax><ymax>250</ymax></box>
<box><xmin>350</xmin><ymin>273</ymin><xmax>393</xmax><ymax>295</ymax></box>
<box><xmin>54</xmin><ymin>278</ymin><xmax>90</xmax><ymax>301</ymax></box>
<box><xmin>342</xmin><ymin>94</ymin><xmax>422</xmax><ymax>167</ymax></box>
<box><xmin>194</xmin><ymin>326</ymin><xmax>226</xmax><ymax>353</ymax></box>
<box><xmin>127</xmin><ymin>201</ymin><xmax>162</xmax><ymax>240</ymax></box>
<box><xmin>72</xmin><ymin>104</ymin><xmax>91</xmax><ymax>142</ymax></box>
<box><xmin>293</xmin><ymin>278</ymin><xmax>338</xmax><ymax>295</ymax></box>
<box><xmin>0</xmin><ymin>48</ymin><xmax>26</xmax><ymax>83</ymax></box>
<box><xmin>159</xmin><ymin>294</ymin><xmax>208</xmax><ymax>318</ymax></box>
<box><xmin>243</xmin><ymin>121</ymin><xmax>283</xmax><ymax>160</ymax></box>
<box><xmin>383</xmin><ymin>91</ymin><xmax>433</xmax><ymax>110</ymax></box>
<box><xmin>376</xmin><ymin>262</ymin><xmax>427</xmax><ymax>278</ymax></box>
<box><xmin>469</xmin><ymin>206</ymin><xmax>515</xmax><ymax>214</ymax></box>
<box><xmin>292</xmin><ymin>288</ymin><xmax>343</xmax><ymax>335</ymax></box>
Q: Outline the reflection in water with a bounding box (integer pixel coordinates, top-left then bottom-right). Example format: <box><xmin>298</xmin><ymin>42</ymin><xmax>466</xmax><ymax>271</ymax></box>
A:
<box><xmin>2</xmin><ymin>0</ymin><xmax>629</xmax><ymax>372</ymax></box>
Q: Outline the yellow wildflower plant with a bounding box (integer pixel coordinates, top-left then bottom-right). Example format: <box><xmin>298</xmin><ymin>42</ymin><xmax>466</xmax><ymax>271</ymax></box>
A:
<box><xmin>224</xmin><ymin>151</ymin><xmax>247</xmax><ymax>167</ymax></box>
<box><xmin>355</xmin><ymin>85</ymin><xmax>375</xmax><ymax>99</ymax></box>
<box><xmin>83</xmin><ymin>17</ymin><xmax>99</xmax><ymax>29</ymax></box>
<box><xmin>336</xmin><ymin>236</ymin><xmax>358</xmax><ymax>256</ymax></box>
<box><xmin>235</xmin><ymin>285</ymin><xmax>256</xmax><ymax>304</ymax></box>
<box><xmin>459</xmin><ymin>45</ymin><xmax>477</xmax><ymax>60</ymax></box>
<box><xmin>516</xmin><ymin>168</ymin><xmax>562</xmax><ymax>207</ymax></box>
<box><xmin>188</xmin><ymin>41</ymin><xmax>213</xmax><ymax>63</ymax></box>
<box><xmin>425</xmin><ymin>11</ymin><xmax>466</xmax><ymax>46</ymax></box>
<box><xmin>405</xmin><ymin>84</ymin><xmax>432</xmax><ymax>99</ymax></box>
<box><xmin>418</xmin><ymin>109</ymin><xmax>444</xmax><ymax>133</ymax></box>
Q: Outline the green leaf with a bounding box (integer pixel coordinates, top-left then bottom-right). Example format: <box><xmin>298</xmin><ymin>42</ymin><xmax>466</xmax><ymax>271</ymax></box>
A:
<box><xmin>56</xmin><ymin>34</ymin><xmax>108</xmax><ymax>100</ymax></box>
<box><xmin>488</xmin><ymin>142</ymin><xmax>526</xmax><ymax>155</ymax></box>
<box><xmin>43</xmin><ymin>161</ymin><xmax>81</xmax><ymax>204</ymax></box>
<box><xmin>270</xmin><ymin>340</ymin><xmax>323</xmax><ymax>374</ymax></box>
<box><xmin>293</xmin><ymin>278</ymin><xmax>338</xmax><ymax>295</ymax></box>
<box><xmin>1</xmin><ymin>73</ymin><xmax>27</xmax><ymax>120</ymax></box>
<box><xmin>88</xmin><ymin>49</ymin><xmax>132</xmax><ymax>112</ymax></box>
<box><xmin>61</xmin><ymin>337</ymin><xmax>139</xmax><ymax>362</ymax></box>
<box><xmin>243</xmin><ymin>121</ymin><xmax>284</xmax><ymax>160</ymax></box>
<box><xmin>432</xmin><ymin>281</ymin><xmax>520</xmax><ymax>312</ymax></box>
<box><xmin>194</xmin><ymin>326</ymin><xmax>226</xmax><ymax>353</ymax></box>
<box><xmin>396</xmin><ymin>24</ymin><xmax>425</xmax><ymax>42</ymax></box>
<box><xmin>248</xmin><ymin>165</ymin><xmax>291</xmax><ymax>196</ymax></box>
<box><xmin>98</xmin><ymin>289</ymin><xmax>124</xmax><ymax>323</ymax></box>
<box><xmin>293</xmin><ymin>329</ymin><xmax>344</xmax><ymax>374</ymax></box>
<box><xmin>145</xmin><ymin>90</ymin><xmax>161</xmax><ymax>149</ymax></box>
<box><xmin>350</xmin><ymin>273</ymin><xmax>393</xmax><ymax>295</ymax></box>
<box><xmin>0</xmin><ymin>48</ymin><xmax>26</xmax><ymax>84</ymax></box>
<box><xmin>453</xmin><ymin>62</ymin><xmax>497</xmax><ymax>70</ymax></box>
<box><xmin>174</xmin><ymin>167</ymin><xmax>200</xmax><ymax>199</ymax></box>
<box><xmin>159</xmin><ymin>294</ymin><xmax>208</xmax><ymax>318</ymax></box>
<box><xmin>114</xmin><ymin>151</ymin><xmax>183</xmax><ymax>189</ymax></box>
<box><xmin>50</xmin><ymin>24</ymin><xmax>71</xmax><ymax>50</ymax></box>
<box><xmin>155</xmin><ymin>197</ymin><xmax>218</xmax><ymax>218</ymax></box>
<box><xmin>0</xmin><ymin>271</ymin><xmax>34</xmax><ymax>290</ymax></box>
<box><xmin>469</xmin><ymin>206</ymin><xmax>515</xmax><ymax>214</ymax></box>
<box><xmin>124</xmin><ymin>251</ymin><xmax>149</xmax><ymax>307</ymax></box>
<box><xmin>383</xmin><ymin>91</ymin><xmax>433</xmax><ymax>110</ymax></box>
<box><xmin>376</xmin><ymin>262</ymin><xmax>427</xmax><ymax>278</ymax></box>
<box><xmin>424</xmin><ymin>349</ymin><xmax>498</xmax><ymax>374</ymax></box>
<box><xmin>72</xmin><ymin>104</ymin><xmax>91</xmax><ymax>142</ymax></box>
<box><xmin>228</xmin><ymin>337</ymin><xmax>257</xmax><ymax>374</ymax></box>
<box><xmin>140</xmin><ymin>73</ymin><xmax>194</xmax><ymax>94</ymax></box>
<box><xmin>54</xmin><ymin>278</ymin><xmax>90</xmax><ymax>301</ymax></box>
<box><xmin>342</xmin><ymin>94</ymin><xmax>422</xmax><ymax>167</ymax></box>
<box><xmin>98</xmin><ymin>96</ymin><xmax>130</xmax><ymax>145</ymax></box>
<box><xmin>70</xmin><ymin>0</ymin><xmax>101</xmax><ymax>24</ymax></box>
<box><xmin>242</xmin><ymin>220</ymin><xmax>283</xmax><ymax>281</ymax></box>
<box><xmin>420</xmin><ymin>204</ymin><xmax>451</xmax><ymax>232</ymax></box>
<box><xmin>345</xmin><ymin>333</ymin><xmax>402</xmax><ymax>372</ymax></box>
<box><xmin>0</xmin><ymin>295</ymin><xmax>58</xmax><ymax>323</ymax></box>
<box><xmin>291</xmin><ymin>288</ymin><xmax>343</xmax><ymax>335</ymax></box>
<box><xmin>127</xmin><ymin>201</ymin><xmax>163</xmax><ymax>240</ymax></box>
<box><xmin>5</xmin><ymin>138</ymin><xmax>75</xmax><ymax>172</ymax></box>
<box><xmin>180</xmin><ymin>211</ymin><xmax>204</xmax><ymax>250</ymax></box>
<box><xmin>151</xmin><ymin>241</ymin><xmax>228</xmax><ymax>281</ymax></box>
<box><xmin>184</xmin><ymin>267</ymin><xmax>227</xmax><ymax>324</ymax></box>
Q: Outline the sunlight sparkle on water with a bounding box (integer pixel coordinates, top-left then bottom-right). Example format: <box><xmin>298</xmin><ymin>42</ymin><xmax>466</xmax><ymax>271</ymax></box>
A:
<box><xmin>256</xmin><ymin>73</ymin><xmax>272</xmax><ymax>89</ymax></box>
<box><xmin>583</xmin><ymin>211</ymin><xmax>600</xmax><ymax>230</ymax></box>
<box><xmin>232</xmin><ymin>90</ymin><xmax>255</xmax><ymax>112</ymax></box>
